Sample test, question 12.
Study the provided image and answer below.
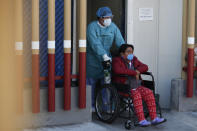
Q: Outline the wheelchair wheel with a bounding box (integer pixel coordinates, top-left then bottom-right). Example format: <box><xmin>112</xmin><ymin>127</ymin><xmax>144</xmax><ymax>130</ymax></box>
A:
<box><xmin>125</xmin><ymin>120</ymin><xmax>134</xmax><ymax>130</ymax></box>
<box><xmin>95</xmin><ymin>84</ymin><xmax>120</xmax><ymax>123</ymax></box>
<box><xmin>155</xmin><ymin>94</ymin><xmax>162</xmax><ymax>117</ymax></box>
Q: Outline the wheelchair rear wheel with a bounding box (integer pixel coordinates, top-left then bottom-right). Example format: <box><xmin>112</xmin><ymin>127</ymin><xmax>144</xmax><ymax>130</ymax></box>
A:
<box><xmin>95</xmin><ymin>84</ymin><xmax>120</xmax><ymax>123</ymax></box>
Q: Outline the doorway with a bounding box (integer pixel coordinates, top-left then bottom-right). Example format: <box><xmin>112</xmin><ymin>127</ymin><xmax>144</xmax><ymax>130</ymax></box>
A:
<box><xmin>87</xmin><ymin>0</ymin><xmax>126</xmax><ymax>56</ymax></box>
<box><xmin>87</xmin><ymin>0</ymin><xmax>126</xmax><ymax>37</ymax></box>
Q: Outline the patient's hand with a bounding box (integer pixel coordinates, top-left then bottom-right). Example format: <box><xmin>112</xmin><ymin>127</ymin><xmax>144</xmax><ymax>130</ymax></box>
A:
<box><xmin>136</xmin><ymin>70</ymin><xmax>140</xmax><ymax>75</ymax></box>
<box><xmin>136</xmin><ymin>75</ymin><xmax>139</xmax><ymax>80</ymax></box>
<box><xmin>136</xmin><ymin>70</ymin><xmax>140</xmax><ymax>80</ymax></box>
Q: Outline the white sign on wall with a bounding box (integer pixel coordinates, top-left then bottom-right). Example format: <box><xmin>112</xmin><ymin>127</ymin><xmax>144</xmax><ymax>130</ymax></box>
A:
<box><xmin>139</xmin><ymin>8</ymin><xmax>153</xmax><ymax>21</ymax></box>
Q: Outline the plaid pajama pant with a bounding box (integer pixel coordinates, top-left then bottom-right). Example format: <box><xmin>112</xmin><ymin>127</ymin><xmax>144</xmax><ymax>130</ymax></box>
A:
<box><xmin>130</xmin><ymin>86</ymin><xmax>157</xmax><ymax>121</ymax></box>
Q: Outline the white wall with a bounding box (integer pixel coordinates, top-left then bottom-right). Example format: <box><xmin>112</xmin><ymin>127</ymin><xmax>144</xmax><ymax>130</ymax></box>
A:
<box><xmin>158</xmin><ymin>0</ymin><xmax>182</xmax><ymax>108</ymax></box>
<box><xmin>127</xmin><ymin>0</ymin><xmax>183</xmax><ymax>108</ymax></box>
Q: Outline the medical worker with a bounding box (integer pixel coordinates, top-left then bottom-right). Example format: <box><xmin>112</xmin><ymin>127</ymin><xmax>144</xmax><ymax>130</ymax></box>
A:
<box><xmin>86</xmin><ymin>7</ymin><xmax>125</xmax><ymax>110</ymax></box>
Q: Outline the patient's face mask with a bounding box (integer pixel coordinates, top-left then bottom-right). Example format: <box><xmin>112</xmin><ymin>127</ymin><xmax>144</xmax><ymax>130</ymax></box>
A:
<box><xmin>127</xmin><ymin>54</ymin><xmax>134</xmax><ymax>61</ymax></box>
<box><xmin>124</xmin><ymin>47</ymin><xmax>134</xmax><ymax>61</ymax></box>
<box><xmin>103</xmin><ymin>18</ymin><xmax>111</xmax><ymax>27</ymax></box>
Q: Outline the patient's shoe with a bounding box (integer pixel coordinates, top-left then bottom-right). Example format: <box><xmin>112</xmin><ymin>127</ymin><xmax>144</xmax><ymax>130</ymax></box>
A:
<box><xmin>138</xmin><ymin>119</ymin><xmax>151</xmax><ymax>127</ymax></box>
<box><xmin>151</xmin><ymin>117</ymin><xmax>166</xmax><ymax>125</ymax></box>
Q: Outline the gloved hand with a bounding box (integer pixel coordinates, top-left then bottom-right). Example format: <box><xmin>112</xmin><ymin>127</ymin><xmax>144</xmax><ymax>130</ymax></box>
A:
<box><xmin>102</xmin><ymin>54</ymin><xmax>111</xmax><ymax>61</ymax></box>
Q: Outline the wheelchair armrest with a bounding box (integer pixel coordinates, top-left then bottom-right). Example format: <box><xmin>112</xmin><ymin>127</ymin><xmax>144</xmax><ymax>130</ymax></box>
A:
<box><xmin>141</xmin><ymin>72</ymin><xmax>154</xmax><ymax>81</ymax></box>
<box><xmin>113</xmin><ymin>71</ymin><xmax>156</xmax><ymax>94</ymax></box>
<box><xmin>141</xmin><ymin>72</ymin><xmax>152</xmax><ymax>76</ymax></box>
<box><xmin>114</xmin><ymin>72</ymin><xmax>153</xmax><ymax>77</ymax></box>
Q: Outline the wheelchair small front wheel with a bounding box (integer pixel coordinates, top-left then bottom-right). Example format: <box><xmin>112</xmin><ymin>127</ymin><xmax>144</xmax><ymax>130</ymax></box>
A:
<box><xmin>125</xmin><ymin>120</ymin><xmax>134</xmax><ymax>130</ymax></box>
<box><xmin>95</xmin><ymin>84</ymin><xmax>120</xmax><ymax>123</ymax></box>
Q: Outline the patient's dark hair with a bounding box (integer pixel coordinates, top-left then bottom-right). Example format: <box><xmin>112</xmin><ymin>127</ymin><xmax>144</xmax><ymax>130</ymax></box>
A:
<box><xmin>119</xmin><ymin>44</ymin><xmax>134</xmax><ymax>54</ymax></box>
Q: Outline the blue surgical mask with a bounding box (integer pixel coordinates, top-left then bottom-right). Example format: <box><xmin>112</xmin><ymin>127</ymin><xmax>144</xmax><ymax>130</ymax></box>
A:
<box><xmin>127</xmin><ymin>54</ymin><xmax>134</xmax><ymax>61</ymax></box>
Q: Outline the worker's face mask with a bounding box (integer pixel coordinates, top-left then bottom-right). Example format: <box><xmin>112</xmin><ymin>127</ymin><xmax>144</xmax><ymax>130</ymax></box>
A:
<box><xmin>103</xmin><ymin>18</ymin><xmax>111</xmax><ymax>27</ymax></box>
<box><xmin>127</xmin><ymin>54</ymin><xmax>134</xmax><ymax>61</ymax></box>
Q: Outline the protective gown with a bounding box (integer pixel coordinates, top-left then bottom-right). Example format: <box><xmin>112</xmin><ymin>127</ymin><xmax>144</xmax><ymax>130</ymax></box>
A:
<box><xmin>86</xmin><ymin>21</ymin><xmax>125</xmax><ymax>79</ymax></box>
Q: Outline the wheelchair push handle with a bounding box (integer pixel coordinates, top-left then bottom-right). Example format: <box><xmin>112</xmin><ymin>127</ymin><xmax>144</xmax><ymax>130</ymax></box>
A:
<box><xmin>102</xmin><ymin>60</ymin><xmax>111</xmax><ymax>69</ymax></box>
<box><xmin>102</xmin><ymin>60</ymin><xmax>112</xmax><ymax>84</ymax></box>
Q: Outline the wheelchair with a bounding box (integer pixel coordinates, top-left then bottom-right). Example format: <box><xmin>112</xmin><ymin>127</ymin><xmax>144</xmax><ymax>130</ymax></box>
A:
<box><xmin>94</xmin><ymin>65</ymin><xmax>163</xmax><ymax>129</ymax></box>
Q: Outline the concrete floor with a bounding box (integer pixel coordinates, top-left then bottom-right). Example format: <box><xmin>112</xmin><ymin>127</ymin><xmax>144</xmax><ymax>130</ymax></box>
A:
<box><xmin>24</xmin><ymin>110</ymin><xmax>197</xmax><ymax>131</ymax></box>
<box><xmin>93</xmin><ymin>110</ymin><xmax>197</xmax><ymax>131</ymax></box>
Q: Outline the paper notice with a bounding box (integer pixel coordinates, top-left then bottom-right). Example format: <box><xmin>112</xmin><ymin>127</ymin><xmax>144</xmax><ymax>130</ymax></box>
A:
<box><xmin>139</xmin><ymin>8</ymin><xmax>153</xmax><ymax>21</ymax></box>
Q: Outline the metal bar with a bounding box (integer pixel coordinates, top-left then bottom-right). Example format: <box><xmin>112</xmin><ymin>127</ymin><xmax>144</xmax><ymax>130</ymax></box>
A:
<box><xmin>32</xmin><ymin>0</ymin><xmax>40</xmax><ymax>113</ymax></box>
<box><xmin>48</xmin><ymin>0</ymin><xmax>56</xmax><ymax>112</ymax></box>
<box><xmin>78</xmin><ymin>0</ymin><xmax>87</xmax><ymax>109</ymax></box>
<box><xmin>186</xmin><ymin>0</ymin><xmax>195</xmax><ymax>97</ymax></box>
<box><xmin>24</xmin><ymin>75</ymin><xmax>78</xmax><ymax>82</ymax></box>
<box><xmin>72</xmin><ymin>0</ymin><xmax>77</xmax><ymax>84</ymax></box>
<box><xmin>15</xmin><ymin>0</ymin><xmax>24</xmax><ymax>114</ymax></box>
<box><xmin>64</xmin><ymin>0</ymin><xmax>72</xmax><ymax>110</ymax></box>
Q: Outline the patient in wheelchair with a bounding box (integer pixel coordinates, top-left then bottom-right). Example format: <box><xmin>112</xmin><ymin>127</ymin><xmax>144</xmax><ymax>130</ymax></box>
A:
<box><xmin>112</xmin><ymin>44</ymin><xmax>166</xmax><ymax>126</ymax></box>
